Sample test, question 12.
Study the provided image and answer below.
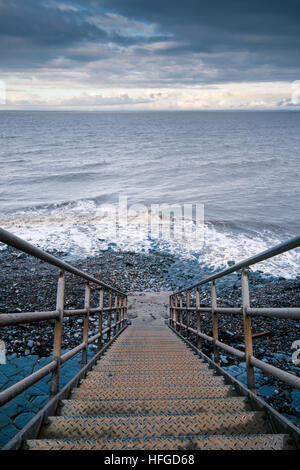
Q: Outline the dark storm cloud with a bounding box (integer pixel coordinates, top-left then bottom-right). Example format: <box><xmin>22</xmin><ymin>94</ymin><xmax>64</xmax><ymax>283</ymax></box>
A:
<box><xmin>0</xmin><ymin>0</ymin><xmax>168</xmax><ymax>68</ymax></box>
<box><xmin>0</xmin><ymin>1</ymin><xmax>105</xmax><ymax>46</ymax></box>
<box><xmin>1</xmin><ymin>0</ymin><xmax>300</xmax><ymax>82</ymax></box>
<box><xmin>96</xmin><ymin>0</ymin><xmax>300</xmax><ymax>54</ymax></box>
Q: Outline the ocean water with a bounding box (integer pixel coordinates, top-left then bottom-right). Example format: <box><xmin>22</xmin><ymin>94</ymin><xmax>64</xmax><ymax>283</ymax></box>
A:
<box><xmin>0</xmin><ymin>110</ymin><xmax>300</xmax><ymax>278</ymax></box>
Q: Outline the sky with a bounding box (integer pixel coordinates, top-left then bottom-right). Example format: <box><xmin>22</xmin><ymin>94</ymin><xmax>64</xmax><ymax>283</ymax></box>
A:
<box><xmin>0</xmin><ymin>0</ymin><xmax>300</xmax><ymax>110</ymax></box>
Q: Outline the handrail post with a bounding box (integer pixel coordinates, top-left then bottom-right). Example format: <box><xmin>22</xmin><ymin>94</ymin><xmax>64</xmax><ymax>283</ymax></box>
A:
<box><xmin>107</xmin><ymin>290</ymin><xmax>112</xmax><ymax>340</ymax></box>
<box><xmin>211</xmin><ymin>281</ymin><xmax>219</xmax><ymax>364</ymax></box>
<box><xmin>114</xmin><ymin>294</ymin><xmax>118</xmax><ymax>336</ymax></box>
<box><xmin>50</xmin><ymin>270</ymin><xmax>65</xmax><ymax>398</ymax></box>
<box><xmin>124</xmin><ymin>296</ymin><xmax>128</xmax><ymax>322</ymax></box>
<box><xmin>169</xmin><ymin>296</ymin><xmax>173</xmax><ymax>325</ymax></box>
<box><xmin>179</xmin><ymin>294</ymin><xmax>183</xmax><ymax>334</ymax></box>
<box><xmin>174</xmin><ymin>295</ymin><xmax>178</xmax><ymax>330</ymax></box>
<box><xmin>81</xmin><ymin>283</ymin><xmax>90</xmax><ymax>368</ymax></box>
<box><xmin>242</xmin><ymin>268</ymin><xmax>256</xmax><ymax>393</ymax></box>
<box><xmin>119</xmin><ymin>296</ymin><xmax>123</xmax><ymax>328</ymax></box>
<box><xmin>122</xmin><ymin>296</ymin><xmax>125</xmax><ymax>327</ymax></box>
<box><xmin>172</xmin><ymin>296</ymin><xmax>176</xmax><ymax>328</ymax></box>
<box><xmin>196</xmin><ymin>288</ymin><xmax>201</xmax><ymax>350</ymax></box>
<box><xmin>118</xmin><ymin>295</ymin><xmax>122</xmax><ymax>332</ymax></box>
<box><xmin>98</xmin><ymin>288</ymin><xmax>104</xmax><ymax>351</ymax></box>
<box><xmin>186</xmin><ymin>290</ymin><xmax>191</xmax><ymax>339</ymax></box>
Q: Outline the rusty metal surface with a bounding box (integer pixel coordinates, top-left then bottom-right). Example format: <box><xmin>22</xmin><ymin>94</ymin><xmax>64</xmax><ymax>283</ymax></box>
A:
<box><xmin>170</xmin><ymin>236</ymin><xmax>300</xmax><ymax>393</ymax></box>
<box><xmin>40</xmin><ymin>412</ymin><xmax>270</xmax><ymax>439</ymax></box>
<box><xmin>0</xmin><ymin>228</ymin><xmax>129</xmax><ymax>425</ymax></box>
<box><xmin>23</xmin><ymin>295</ymin><xmax>297</xmax><ymax>451</ymax></box>
<box><xmin>79</xmin><ymin>375</ymin><xmax>225</xmax><ymax>388</ymax></box>
<box><xmin>71</xmin><ymin>385</ymin><xmax>235</xmax><ymax>400</ymax></box>
<box><xmin>26</xmin><ymin>434</ymin><xmax>293</xmax><ymax>450</ymax></box>
<box><xmin>59</xmin><ymin>397</ymin><xmax>251</xmax><ymax>416</ymax></box>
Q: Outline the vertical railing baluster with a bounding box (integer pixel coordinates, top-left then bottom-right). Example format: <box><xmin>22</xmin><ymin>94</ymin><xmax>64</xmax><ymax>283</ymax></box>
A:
<box><xmin>119</xmin><ymin>296</ymin><xmax>123</xmax><ymax>329</ymax></box>
<box><xmin>186</xmin><ymin>290</ymin><xmax>190</xmax><ymax>339</ymax></box>
<box><xmin>125</xmin><ymin>296</ymin><xmax>128</xmax><ymax>323</ymax></box>
<box><xmin>172</xmin><ymin>296</ymin><xmax>175</xmax><ymax>328</ymax></box>
<box><xmin>211</xmin><ymin>281</ymin><xmax>219</xmax><ymax>364</ymax></box>
<box><xmin>174</xmin><ymin>295</ymin><xmax>178</xmax><ymax>330</ymax></box>
<box><xmin>98</xmin><ymin>288</ymin><xmax>104</xmax><ymax>351</ymax></box>
<box><xmin>118</xmin><ymin>295</ymin><xmax>122</xmax><ymax>332</ymax></box>
<box><xmin>196</xmin><ymin>288</ymin><xmax>201</xmax><ymax>350</ymax></box>
<box><xmin>169</xmin><ymin>296</ymin><xmax>173</xmax><ymax>325</ymax></box>
<box><xmin>122</xmin><ymin>296</ymin><xmax>126</xmax><ymax>327</ymax></box>
<box><xmin>50</xmin><ymin>270</ymin><xmax>65</xmax><ymax>398</ymax></box>
<box><xmin>114</xmin><ymin>294</ymin><xmax>118</xmax><ymax>337</ymax></box>
<box><xmin>242</xmin><ymin>268</ymin><xmax>256</xmax><ymax>392</ymax></box>
<box><xmin>123</xmin><ymin>296</ymin><xmax>126</xmax><ymax>325</ymax></box>
<box><xmin>107</xmin><ymin>290</ymin><xmax>112</xmax><ymax>341</ymax></box>
<box><xmin>81</xmin><ymin>283</ymin><xmax>90</xmax><ymax>368</ymax></box>
<box><xmin>179</xmin><ymin>294</ymin><xmax>183</xmax><ymax>335</ymax></box>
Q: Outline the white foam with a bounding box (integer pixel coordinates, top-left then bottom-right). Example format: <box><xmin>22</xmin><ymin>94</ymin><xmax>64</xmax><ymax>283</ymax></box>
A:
<box><xmin>1</xmin><ymin>199</ymin><xmax>299</xmax><ymax>278</ymax></box>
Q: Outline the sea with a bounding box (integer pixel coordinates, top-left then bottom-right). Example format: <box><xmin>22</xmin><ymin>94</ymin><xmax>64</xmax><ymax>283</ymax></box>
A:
<box><xmin>0</xmin><ymin>110</ymin><xmax>299</xmax><ymax>279</ymax></box>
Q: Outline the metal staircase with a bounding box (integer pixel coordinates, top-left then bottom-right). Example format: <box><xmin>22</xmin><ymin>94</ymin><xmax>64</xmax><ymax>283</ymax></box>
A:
<box><xmin>1</xmin><ymin>229</ymin><xmax>300</xmax><ymax>451</ymax></box>
<box><xmin>24</xmin><ymin>295</ymin><xmax>294</xmax><ymax>450</ymax></box>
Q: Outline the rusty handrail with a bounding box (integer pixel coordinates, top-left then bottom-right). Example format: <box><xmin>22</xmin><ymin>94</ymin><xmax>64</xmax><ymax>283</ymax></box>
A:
<box><xmin>0</xmin><ymin>228</ymin><xmax>129</xmax><ymax>408</ymax></box>
<box><xmin>173</xmin><ymin>235</ymin><xmax>300</xmax><ymax>295</ymax></box>
<box><xmin>169</xmin><ymin>235</ymin><xmax>300</xmax><ymax>393</ymax></box>
<box><xmin>0</xmin><ymin>227</ymin><xmax>125</xmax><ymax>295</ymax></box>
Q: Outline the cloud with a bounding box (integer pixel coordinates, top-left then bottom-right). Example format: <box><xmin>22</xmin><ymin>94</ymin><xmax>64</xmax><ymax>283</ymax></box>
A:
<box><xmin>0</xmin><ymin>1</ymin><xmax>300</xmax><ymax>109</ymax></box>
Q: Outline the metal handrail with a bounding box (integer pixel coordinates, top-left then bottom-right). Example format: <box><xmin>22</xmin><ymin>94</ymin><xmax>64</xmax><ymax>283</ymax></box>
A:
<box><xmin>169</xmin><ymin>235</ymin><xmax>300</xmax><ymax>393</ymax></box>
<box><xmin>0</xmin><ymin>228</ymin><xmax>129</xmax><ymax>409</ymax></box>
<box><xmin>0</xmin><ymin>227</ymin><xmax>125</xmax><ymax>295</ymax></box>
<box><xmin>173</xmin><ymin>235</ymin><xmax>300</xmax><ymax>295</ymax></box>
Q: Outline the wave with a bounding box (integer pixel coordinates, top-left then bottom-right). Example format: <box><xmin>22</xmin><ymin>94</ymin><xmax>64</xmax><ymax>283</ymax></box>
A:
<box><xmin>0</xmin><ymin>198</ymin><xmax>299</xmax><ymax>279</ymax></box>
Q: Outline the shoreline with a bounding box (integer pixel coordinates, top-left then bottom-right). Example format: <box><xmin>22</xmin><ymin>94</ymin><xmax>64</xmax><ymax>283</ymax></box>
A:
<box><xmin>0</xmin><ymin>246</ymin><xmax>299</xmax><ymax>426</ymax></box>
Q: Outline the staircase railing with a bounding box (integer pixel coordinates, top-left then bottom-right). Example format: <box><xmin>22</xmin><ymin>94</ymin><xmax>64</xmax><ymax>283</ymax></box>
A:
<box><xmin>0</xmin><ymin>227</ymin><xmax>128</xmax><ymax>408</ymax></box>
<box><xmin>168</xmin><ymin>236</ymin><xmax>300</xmax><ymax>393</ymax></box>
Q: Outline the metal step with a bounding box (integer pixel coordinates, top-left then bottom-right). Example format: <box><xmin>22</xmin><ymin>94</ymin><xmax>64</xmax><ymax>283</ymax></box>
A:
<box><xmin>94</xmin><ymin>363</ymin><xmax>209</xmax><ymax>371</ymax></box>
<box><xmin>40</xmin><ymin>412</ymin><xmax>270</xmax><ymax>439</ymax></box>
<box><xmin>22</xmin><ymin>313</ymin><xmax>297</xmax><ymax>451</ymax></box>
<box><xmin>71</xmin><ymin>385</ymin><xmax>235</xmax><ymax>400</ymax></box>
<box><xmin>88</xmin><ymin>368</ymin><xmax>212</xmax><ymax>376</ymax></box>
<box><xmin>85</xmin><ymin>370</ymin><xmax>216</xmax><ymax>380</ymax></box>
<box><xmin>79</xmin><ymin>375</ymin><xmax>226</xmax><ymax>388</ymax></box>
<box><xmin>58</xmin><ymin>397</ymin><xmax>251</xmax><ymax>416</ymax></box>
<box><xmin>99</xmin><ymin>358</ymin><xmax>202</xmax><ymax>364</ymax></box>
<box><xmin>26</xmin><ymin>434</ymin><xmax>294</xmax><ymax>450</ymax></box>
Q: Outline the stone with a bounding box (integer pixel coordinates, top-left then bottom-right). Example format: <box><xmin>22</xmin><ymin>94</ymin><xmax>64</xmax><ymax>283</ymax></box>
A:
<box><xmin>0</xmin><ymin>424</ymin><xmax>18</xmax><ymax>448</ymax></box>
<box><xmin>0</xmin><ymin>370</ymin><xmax>9</xmax><ymax>388</ymax></box>
<box><xmin>0</xmin><ymin>363</ymin><xmax>20</xmax><ymax>378</ymax></box>
<box><xmin>14</xmin><ymin>412</ymin><xmax>36</xmax><ymax>430</ymax></box>
<box><xmin>291</xmin><ymin>389</ymin><xmax>300</xmax><ymax>410</ymax></box>
<box><xmin>0</xmin><ymin>401</ymin><xmax>20</xmax><ymax>418</ymax></box>
<box><xmin>0</xmin><ymin>413</ymin><xmax>13</xmax><ymax>428</ymax></box>
<box><xmin>31</xmin><ymin>396</ymin><xmax>48</xmax><ymax>409</ymax></box>
<box><xmin>220</xmin><ymin>355</ymin><xmax>229</xmax><ymax>364</ymax></box>
<box><xmin>223</xmin><ymin>365</ymin><xmax>242</xmax><ymax>377</ymax></box>
<box><xmin>236</xmin><ymin>373</ymin><xmax>247</xmax><ymax>386</ymax></box>
<box><xmin>258</xmin><ymin>385</ymin><xmax>275</xmax><ymax>398</ymax></box>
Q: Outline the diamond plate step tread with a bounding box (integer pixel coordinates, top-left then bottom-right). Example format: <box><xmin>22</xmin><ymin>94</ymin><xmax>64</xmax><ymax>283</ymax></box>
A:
<box><xmin>87</xmin><ymin>368</ymin><xmax>216</xmax><ymax>377</ymax></box>
<box><xmin>71</xmin><ymin>386</ymin><xmax>236</xmax><ymax>400</ymax></box>
<box><xmin>79</xmin><ymin>375</ymin><xmax>226</xmax><ymax>389</ymax></box>
<box><xmin>23</xmin><ymin>307</ymin><xmax>297</xmax><ymax>451</ymax></box>
<box><xmin>58</xmin><ymin>397</ymin><xmax>251</xmax><ymax>416</ymax></box>
<box><xmin>94</xmin><ymin>364</ymin><xmax>210</xmax><ymax>371</ymax></box>
<box><xmin>85</xmin><ymin>372</ymin><xmax>216</xmax><ymax>381</ymax></box>
<box><xmin>40</xmin><ymin>412</ymin><xmax>270</xmax><ymax>439</ymax></box>
<box><xmin>26</xmin><ymin>434</ymin><xmax>294</xmax><ymax>450</ymax></box>
<box><xmin>98</xmin><ymin>361</ymin><xmax>203</xmax><ymax>366</ymax></box>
